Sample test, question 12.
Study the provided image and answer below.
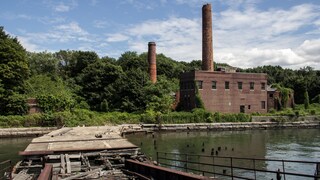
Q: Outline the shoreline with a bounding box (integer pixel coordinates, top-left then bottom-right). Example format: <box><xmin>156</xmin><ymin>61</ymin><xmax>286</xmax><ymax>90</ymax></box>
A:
<box><xmin>1</xmin><ymin>120</ymin><xmax>319</xmax><ymax>138</ymax></box>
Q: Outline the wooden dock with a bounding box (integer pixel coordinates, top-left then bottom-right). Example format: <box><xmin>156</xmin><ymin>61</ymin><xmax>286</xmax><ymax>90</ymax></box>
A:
<box><xmin>10</xmin><ymin>125</ymin><xmax>211</xmax><ymax>180</ymax></box>
<box><xmin>20</xmin><ymin>126</ymin><xmax>137</xmax><ymax>155</ymax></box>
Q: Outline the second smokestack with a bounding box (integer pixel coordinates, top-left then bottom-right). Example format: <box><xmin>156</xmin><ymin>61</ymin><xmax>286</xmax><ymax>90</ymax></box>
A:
<box><xmin>148</xmin><ymin>42</ymin><xmax>157</xmax><ymax>83</ymax></box>
<box><xmin>202</xmin><ymin>3</ymin><xmax>214</xmax><ymax>71</ymax></box>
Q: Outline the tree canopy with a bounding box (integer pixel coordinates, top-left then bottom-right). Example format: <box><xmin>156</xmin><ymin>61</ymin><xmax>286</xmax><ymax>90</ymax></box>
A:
<box><xmin>0</xmin><ymin>26</ymin><xmax>29</xmax><ymax>115</ymax></box>
<box><xmin>0</xmin><ymin>26</ymin><xmax>319</xmax><ymax>115</ymax></box>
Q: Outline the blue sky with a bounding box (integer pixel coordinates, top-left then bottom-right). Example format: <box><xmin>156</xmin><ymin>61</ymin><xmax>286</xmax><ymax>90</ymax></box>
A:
<box><xmin>1</xmin><ymin>0</ymin><xmax>319</xmax><ymax>69</ymax></box>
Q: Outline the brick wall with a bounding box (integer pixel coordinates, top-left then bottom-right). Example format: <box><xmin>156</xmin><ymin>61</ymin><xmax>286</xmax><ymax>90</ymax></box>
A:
<box><xmin>180</xmin><ymin>71</ymin><xmax>268</xmax><ymax>113</ymax></box>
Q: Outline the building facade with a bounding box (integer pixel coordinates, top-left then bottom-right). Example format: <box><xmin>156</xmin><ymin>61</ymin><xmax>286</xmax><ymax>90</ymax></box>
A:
<box><xmin>267</xmin><ymin>86</ymin><xmax>295</xmax><ymax>111</ymax></box>
<box><xmin>179</xmin><ymin>71</ymin><xmax>268</xmax><ymax>113</ymax></box>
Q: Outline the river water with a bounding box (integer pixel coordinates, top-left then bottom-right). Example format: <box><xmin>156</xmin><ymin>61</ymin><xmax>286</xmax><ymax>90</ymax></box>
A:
<box><xmin>1</xmin><ymin>129</ymin><xmax>319</xmax><ymax>179</ymax></box>
<box><xmin>127</xmin><ymin>129</ymin><xmax>320</xmax><ymax>179</ymax></box>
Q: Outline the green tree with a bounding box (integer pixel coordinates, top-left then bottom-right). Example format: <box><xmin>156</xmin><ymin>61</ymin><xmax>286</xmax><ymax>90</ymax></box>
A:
<box><xmin>28</xmin><ymin>51</ymin><xmax>59</xmax><ymax>77</ymax></box>
<box><xmin>0</xmin><ymin>26</ymin><xmax>29</xmax><ymax>93</ymax></box>
<box><xmin>304</xmin><ymin>90</ymin><xmax>309</xmax><ymax>109</ymax></box>
<box><xmin>144</xmin><ymin>76</ymin><xmax>177</xmax><ymax>113</ymax></box>
<box><xmin>56</xmin><ymin>50</ymin><xmax>99</xmax><ymax>79</ymax></box>
<box><xmin>77</xmin><ymin>59</ymin><xmax>124</xmax><ymax>111</ymax></box>
<box><xmin>0</xmin><ymin>26</ymin><xmax>29</xmax><ymax>115</ymax></box>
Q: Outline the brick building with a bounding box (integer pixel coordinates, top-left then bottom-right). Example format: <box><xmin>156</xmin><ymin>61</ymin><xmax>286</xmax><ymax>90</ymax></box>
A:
<box><xmin>178</xmin><ymin>4</ymin><xmax>269</xmax><ymax>114</ymax></box>
<box><xmin>267</xmin><ymin>86</ymin><xmax>295</xmax><ymax>111</ymax></box>
<box><xmin>179</xmin><ymin>71</ymin><xmax>268</xmax><ymax>113</ymax></box>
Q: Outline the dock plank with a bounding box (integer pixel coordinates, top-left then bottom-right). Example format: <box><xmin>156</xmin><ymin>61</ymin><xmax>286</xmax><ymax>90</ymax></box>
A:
<box><xmin>22</xmin><ymin>126</ymin><xmax>137</xmax><ymax>155</ymax></box>
<box><xmin>66</xmin><ymin>154</ymin><xmax>71</xmax><ymax>174</ymax></box>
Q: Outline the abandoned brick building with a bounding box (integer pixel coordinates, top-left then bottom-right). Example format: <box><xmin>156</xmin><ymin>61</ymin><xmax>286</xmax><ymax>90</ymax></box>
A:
<box><xmin>177</xmin><ymin>4</ymin><xmax>293</xmax><ymax>113</ymax></box>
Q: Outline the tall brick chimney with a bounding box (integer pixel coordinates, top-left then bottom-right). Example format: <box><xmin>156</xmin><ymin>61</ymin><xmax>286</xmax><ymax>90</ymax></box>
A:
<box><xmin>148</xmin><ymin>42</ymin><xmax>157</xmax><ymax>83</ymax></box>
<box><xmin>202</xmin><ymin>3</ymin><xmax>214</xmax><ymax>71</ymax></box>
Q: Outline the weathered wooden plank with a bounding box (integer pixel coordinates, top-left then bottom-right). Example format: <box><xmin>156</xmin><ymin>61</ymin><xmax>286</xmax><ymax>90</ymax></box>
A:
<box><xmin>47</xmin><ymin>154</ymin><xmax>80</xmax><ymax>159</ymax></box>
<box><xmin>60</xmin><ymin>168</ymin><xmax>102</xmax><ymax>180</ymax></box>
<box><xmin>66</xmin><ymin>154</ymin><xmax>71</xmax><ymax>174</ymax></box>
<box><xmin>60</xmin><ymin>154</ymin><xmax>65</xmax><ymax>174</ymax></box>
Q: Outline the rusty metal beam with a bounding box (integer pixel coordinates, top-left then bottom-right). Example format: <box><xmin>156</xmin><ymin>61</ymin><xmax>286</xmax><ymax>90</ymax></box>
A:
<box><xmin>19</xmin><ymin>151</ymin><xmax>55</xmax><ymax>156</ymax></box>
<box><xmin>37</xmin><ymin>164</ymin><xmax>53</xmax><ymax>180</ymax></box>
<box><xmin>125</xmin><ymin>159</ymin><xmax>211</xmax><ymax>180</ymax></box>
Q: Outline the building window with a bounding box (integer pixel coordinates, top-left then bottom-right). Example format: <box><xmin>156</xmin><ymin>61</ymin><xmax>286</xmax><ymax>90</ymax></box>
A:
<box><xmin>248</xmin><ymin>105</ymin><xmax>251</xmax><ymax>109</ymax></box>
<box><xmin>261</xmin><ymin>83</ymin><xmax>266</xmax><ymax>90</ymax></box>
<box><xmin>196</xmin><ymin>81</ymin><xmax>203</xmax><ymax>89</ymax></box>
<box><xmin>269</xmin><ymin>93</ymin><xmax>273</xmax><ymax>98</ymax></box>
<box><xmin>212</xmin><ymin>81</ymin><xmax>217</xmax><ymax>89</ymax></box>
<box><xmin>261</xmin><ymin>101</ymin><xmax>266</xmax><ymax>109</ymax></box>
<box><xmin>240</xmin><ymin>105</ymin><xmax>245</xmax><ymax>113</ymax></box>
<box><xmin>250</xmin><ymin>82</ymin><xmax>254</xmax><ymax>90</ymax></box>
<box><xmin>225</xmin><ymin>81</ymin><xmax>230</xmax><ymax>90</ymax></box>
<box><xmin>238</xmin><ymin>82</ymin><xmax>242</xmax><ymax>90</ymax></box>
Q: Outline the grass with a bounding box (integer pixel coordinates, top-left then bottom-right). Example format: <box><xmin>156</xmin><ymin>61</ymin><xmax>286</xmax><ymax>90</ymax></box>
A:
<box><xmin>0</xmin><ymin>103</ymin><xmax>319</xmax><ymax>128</ymax></box>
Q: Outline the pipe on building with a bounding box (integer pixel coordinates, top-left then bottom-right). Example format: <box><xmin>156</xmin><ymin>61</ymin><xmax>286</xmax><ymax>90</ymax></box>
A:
<box><xmin>148</xmin><ymin>42</ymin><xmax>157</xmax><ymax>83</ymax></box>
<box><xmin>202</xmin><ymin>3</ymin><xmax>214</xmax><ymax>71</ymax></box>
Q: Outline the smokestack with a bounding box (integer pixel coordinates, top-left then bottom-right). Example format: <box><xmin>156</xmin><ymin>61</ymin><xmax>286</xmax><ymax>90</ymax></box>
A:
<box><xmin>148</xmin><ymin>42</ymin><xmax>157</xmax><ymax>83</ymax></box>
<box><xmin>202</xmin><ymin>3</ymin><xmax>214</xmax><ymax>71</ymax></box>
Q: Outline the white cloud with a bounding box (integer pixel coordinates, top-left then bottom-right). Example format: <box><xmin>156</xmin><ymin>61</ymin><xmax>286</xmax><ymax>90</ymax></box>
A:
<box><xmin>46</xmin><ymin>0</ymin><xmax>78</xmax><ymax>12</ymax></box>
<box><xmin>296</xmin><ymin>39</ymin><xmax>320</xmax><ymax>62</ymax></box>
<box><xmin>122</xmin><ymin>0</ymin><xmax>156</xmax><ymax>10</ymax></box>
<box><xmin>54</xmin><ymin>3</ymin><xmax>70</xmax><ymax>12</ymax></box>
<box><xmin>1</xmin><ymin>12</ymin><xmax>32</xmax><ymax>20</ymax></box>
<box><xmin>18</xmin><ymin>36</ymin><xmax>41</xmax><ymax>52</ymax></box>
<box><xmin>93</xmin><ymin>20</ymin><xmax>108</xmax><ymax>28</ymax></box>
<box><xmin>19</xmin><ymin>21</ymin><xmax>95</xmax><ymax>49</ymax></box>
<box><xmin>106</xmin><ymin>33</ymin><xmax>129</xmax><ymax>42</ymax></box>
<box><xmin>126</xmin><ymin>17</ymin><xmax>201</xmax><ymax>61</ymax></box>
<box><xmin>38</xmin><ymin>16</ymin><xmax>66</xmax><ymax>24</ymax></box>
<box><xmin>56</xmin><ymin>22</ymin><xmax>88</xmax><ymax>35</ymax></box>
<box><xmin>12</xmin><ymin>1</ymin><xmax>320</xmax><ymax>70</ymax></box>
<box><xmin>108</xmin><ymin>3</ymin><xmax>320</xmax><ymax>69</ymax></box>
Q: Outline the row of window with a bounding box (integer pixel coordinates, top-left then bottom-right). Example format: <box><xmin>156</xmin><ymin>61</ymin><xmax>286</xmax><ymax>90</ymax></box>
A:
<box><xmin>195</xmin><ymin>81</ymin><xmax>266</xmax><ymax>90</ymax></box>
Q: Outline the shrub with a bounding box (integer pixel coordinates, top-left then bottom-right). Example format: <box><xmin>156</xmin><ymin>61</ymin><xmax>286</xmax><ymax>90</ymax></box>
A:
<box><xmin>213</xmin><ymin>112</ymin><xmax>221</xmax><ymax>122</ymax></box>
<box><xmin>268</xmin><ymin>108</ymin><xmax>276</xmax><ymax>114</ymax></box>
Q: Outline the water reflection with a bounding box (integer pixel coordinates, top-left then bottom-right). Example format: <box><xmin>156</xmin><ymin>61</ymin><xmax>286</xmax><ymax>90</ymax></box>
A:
<box><xmin>0</xmin><ymin>137</ymin><xmax>32</xmax><ymax>164</ymax></box>
<box><xmin>127</xmin><ymin>129</ymin><xmax>320</xmax><ymax>179</ymax></box>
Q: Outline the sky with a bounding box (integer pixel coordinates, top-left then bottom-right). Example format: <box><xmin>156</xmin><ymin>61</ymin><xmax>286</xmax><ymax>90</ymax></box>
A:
<box><xmin>1</xmin><ymin>0</ymin><xmax>320</xmax><ymax>69</ymax></box>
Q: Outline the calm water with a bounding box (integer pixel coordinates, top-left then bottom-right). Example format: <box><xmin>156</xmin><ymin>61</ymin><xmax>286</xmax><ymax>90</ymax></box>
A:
<box><xmin>0</xmin><ymin>129</ymin><xmax>319</xmax><ymax>179</ymax></box>
<box><xmin>127</xmin><ymin>129</ymin><xmax>320</xmax><ymax>179</ymax></box>
<box><xmin>0</xmin><ymin>137</ymin><xmax>32</xmax><ymax>164</ymax></box>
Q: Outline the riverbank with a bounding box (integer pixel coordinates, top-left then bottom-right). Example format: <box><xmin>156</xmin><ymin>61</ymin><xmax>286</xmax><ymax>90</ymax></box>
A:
<box><xmin>0</xmin><ymin>127</ymin><xmax>57</xmax><ymax>138</ymax></box>
<box><xmin>2</xmin><ymin>120</ymin><xmax>319</xmax><ymax>138</ymax></box>
<box><xmin>137</xmin><ymin>120</ymin><xmax>320</xmax><ymax>132</ymax></box>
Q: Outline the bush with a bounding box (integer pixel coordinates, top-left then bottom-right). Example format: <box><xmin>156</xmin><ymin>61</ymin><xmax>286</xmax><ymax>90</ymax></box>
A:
<box><xmin>37</xmin><ymin>94</ymin><xmax>75</xmax><ymax>113</ymax></box>
<box><xmin>140</xmin><ymin>110</ymin><xmax>156</xmax><ymax>124</ymax></box>
<box><xmin>268</xmin><ymin>108</ymin><xmax>276</xmax><ymax>114</ymax></box>
<box><xmin>1</xmin><ymin>93</ymin><xmax>28</xmax><ymax>115</ymax></box>
<box><xmin>213</xmin><ymin>113</ymin><xmax>251</xmax><ymax>123</ymax></box>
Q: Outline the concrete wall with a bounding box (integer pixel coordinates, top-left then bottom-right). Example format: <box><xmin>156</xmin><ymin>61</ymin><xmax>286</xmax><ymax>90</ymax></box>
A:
<box><xmin>0</xmin><ymin>127</ymin><xmax>57</xmax><ymax>138</ymax></box>
<box><xmin>252</xmin><ymin>115</ymin><xmax>319</xmax><ymax>122</ymax></box>
<box><xmin>139</xmin><ymin>120</ymin><xmax>320</xmax><ymax>132</ymax></box>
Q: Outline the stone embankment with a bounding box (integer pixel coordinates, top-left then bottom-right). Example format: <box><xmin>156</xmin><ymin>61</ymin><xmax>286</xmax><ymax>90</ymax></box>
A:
<box><xmin>0</xmin><ymin>127</ymin><xmax>57</xmax><ymax>138</ymax></box>
<box><xmin>1</xmin><ymin>116</ymin><xmax>319</xmax><ymax>138</ymax></box>
<box><xmin>124</xmin><ymin>116</ymin><xmax>320</xmax><ymax>133</ymax></box>
<box><xmin>140</xmin><ymin>121</ymin><xmax>320</xmax><ymax>132</ymax></box>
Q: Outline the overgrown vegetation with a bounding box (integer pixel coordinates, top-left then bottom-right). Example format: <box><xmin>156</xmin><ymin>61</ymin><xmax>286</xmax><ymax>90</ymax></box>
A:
<box><xmin>1</xmin><ymin>26</ymin><xmax>320</xmax><ymax>127</ymax></box>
